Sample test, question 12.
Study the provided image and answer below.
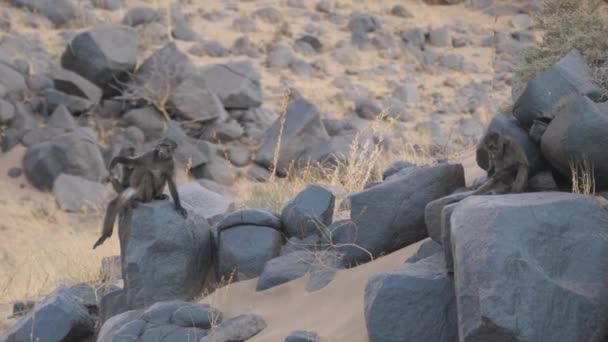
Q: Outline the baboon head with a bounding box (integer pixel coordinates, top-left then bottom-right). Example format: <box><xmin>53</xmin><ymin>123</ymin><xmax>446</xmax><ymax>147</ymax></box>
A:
<box><xmin>483</xmin><ymin>131</ymin><xmax>504</xmax><ymax>156</ymax></box>
<box><xmin>155</xmin><ymin>138</ymin><xmax>177</xmax><ymax>160</ymax></box>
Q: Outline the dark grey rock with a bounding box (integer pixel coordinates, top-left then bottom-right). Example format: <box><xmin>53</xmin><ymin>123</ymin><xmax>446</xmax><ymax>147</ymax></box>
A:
<box><xmin>172</xmin><ymin>24</ymin><xmax>200</xmax><ymax>41</ymax></box>
<box><xmin>23</xmin><ymin>129</ymin><xmax>107</xmax><ymax>190</ymax></box>
<box><xmin>131</xmin><ymin>42</ymin><xmax>196</xmax><ymax>102</ymax></box>
<box><xmin>1</xmin><ymin>286</ymin><xmax>94</xmax><ymax>341</ymax></box>
<box><xmin>281</xmin><ymin>184</ymin><xmax>335</xmax><ymax>239</ymax></box>
<box><xmin>289</xmin><ymin>58</ymin><xmax>314</xmax><ymax>77</ymax></box>
<box><xmin>171</xmin><ymin>303</ymin><xmax>223</xmax><ymax>329</ymax></box>
<box><xmin>51</xmin><ymin>68</ymin><xmax>103</xmax><ymax>104</ymax></box>
<box><xmin>7</xmin><ymin>167</ymin><xmax>22</xmax><ymax>178</ymax></box>
<box><xmin>177</xmin><ymin>182</ymin><xmax>235</xmax><ymax>226</ymax></box>
<box><xmin>0</xmin><ymin>62</ymin><xmax>27</xmax><ymax>96</ymax></box>
<box><xmin>285</xmin><ymin>330</ymin><xmax>320</xmax><ymax>342</ymax></box>
<box><xmin>266</xmin><ymin>43</ymin><xmax>294</xmax><ymax>69</ymax></box>
<box><xmin>100</xmin><ymin>255</ymin><xmax>121</xmax><ymax>282</ymax></box>
<box><xmin>98</xmin><ymin>289</ymin><xmax>127</xmax><ymax>327</ymax></box>
<box><xmin>296</xmin><ymin>35</ymin><xmax>323</xmax><ymax>53</ymax></box>
<box><xmin>232</xmin><ymin>16</ymin><xmax>257</xmax><ymax>32</ymax></box>
<box><xmin>10</xmin><ymin>301</ymin><xmax>35</xmax><ymax>318</ymax></box>
<box><xmin>354</xmin><ymin>97</ymin><xmax>382</xmax><ymax>120</ymax></box>
<box><xmin>122</xmin><ymin>7</ymin><xmax>161</xmax><ymax>26</ymax></box>
<box><xmin>428</xmin><ymin>26</ymin><xmax>451</xmax><ymax>47</ymax></box>
<box><xmin>0</xmin><ymin>98</ymin><xmax>16</xmax><ymax>124</ymax></box>
<box><xmin>231</xmin><ymin>36</ymin><xmax>260</xmax><ymax>58</ymax></box>
<box><xmin>201</xmin><ymin>313</ymin><xmax>266</xmax><ymax>342</ymax></box>
<box><xmin>348</xmin><ymin>13</ymin><xmax>380</xmax><ymax>34</ymax></box>
<box><xmin>217</xmin><ymin>209</ymin><xmax>281</xmax><ymax>231</ymax></box>
<box><xmin>61</xmin><ymin>24</ymin><xmax>137</xmax><ymax>96</ymax></box>
<box><xmin>168</xmin><ymin>75</ymin><xmax>227</xmax><ymax>122</ymax></box>
<box><xmin>119</xmin><ymin>198</ymin><xmax>212</xmax><ymax>310</ymax></box>
<box><xmin>53</xmin><ymin>174</ymin><xmax>112</xmax><ymax>212</ymax></box>
<box><xmin>297</xmin><ymin>134</ymin><xmax>354</xmax><ymax>168</ymax></box>
<box><xmin>315</xmin><ymin>1</ymin><xmax>332</xmax><ymax>13</ymax></box>
<box><xmin>365</xmin><ymin>254</ymin><xmax>457</xmax><ymax>342</ymax></box>
<box><xmin>392</xmin><ymin>83</ymin><xmax>419</xmax><ymax>103</ymax></box>
<box><xmin>255</xmin><ymin>96</ymin><xmax>329</xmax><ymax>174</ymax></box>
<box><xmin>527</xmin><ymin>171</ymin><xmax>558</xmax><ymax>192</ymax></box>
<box><xmin>424</xmin><ymin>191</ymin><xmax>472</xmax><ymax>243</ymax></box>
<box><xmin>120</xmin><ymin>106</ymin><xmax>166</xmax><ymax>141</ymax></box>
<box><xmin>10</xmin><ymin>0</ymin><xmax>80</xmax><ymax>27</ymax></box>
<box><xmin>217</xmin><ymin>224</ymin><xmax>284</xmax><ymax>281</ymax></box>
<box><xmin>199</xmin><ymin>156</ymin><xmax>238</xmax><ymax>186</ymax></box>
<box><xmin>382</xmin><ymin>161</ymin><xmax>415</xmax><ymax>180</ymax></box>
<box><xmin>451</xmin><ymin>193</ymin><xmax>608</xmax><ymax>341</ymax></box>
<box><xmin>189</xmin><ymin>40</ymin><xmax>230</xmax><ymax>58</ymax></box>
<box><xmin>333</xmin><ymin>164</ymin><xmax>465</xmax><ymax>265</ymax></box>
<box><xmin>256</xmin><ymin>251</ymin><xmax>313</xmax><ymax>291</ymax></box>
<box><xmin>541</xmin><ymin>95</ymin><xmax>608</xmax><ymax>189</ymax></box>
<box><xmin>405</xmin><ymin>238</ymin><xmax>443</xmax><ymax>263</ymax></box>
<box><xmin>227</xmin><ymin>145</ymin><xmax>251</xmax><ymax>167</ymax></box>
<box><xmin>513</xmin><ymin>49</ymin><xmax>603</xmax><ymax>129</ymax></box>
<box><xmin>91</xmin><ymin>0</ymin><xmax>126</xmax><ymax>10</ymax></box>
<box><xmin>252</xmin><ymin>7</ymin><xmax>283</xmax><ymax>23</ymax></box>
<box><xmin>199</xmin><ymin>60</ymin><xmax>262</xmax><ymax>109</ymax></box>
<box><xmin>391</xmin><ymin>5</ymin><xmax>413</xmax><ymax>17</ymax></box>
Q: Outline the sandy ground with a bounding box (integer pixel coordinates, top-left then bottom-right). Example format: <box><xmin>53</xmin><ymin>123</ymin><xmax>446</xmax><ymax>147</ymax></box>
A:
<box><xmin>202</xmin><ymin>241</ymin><xmax>422</xmax><ymax>342</ymax></box>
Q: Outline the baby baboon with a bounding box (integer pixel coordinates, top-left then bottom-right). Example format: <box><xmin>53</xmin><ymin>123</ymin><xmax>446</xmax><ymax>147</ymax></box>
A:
<box><xmin>473</xmin><ymin>131</ymin><xmax>529</xmax><ymax>195</ymax></box>
<box><xmin>110</xmin><ymin>146</ymin><xmax>136</xmax><ymax>193</ymax></box>
<box><xmin>93</xmin><ymin>138</ymin><xmax>188</xmax><ymax>249</ymax></box>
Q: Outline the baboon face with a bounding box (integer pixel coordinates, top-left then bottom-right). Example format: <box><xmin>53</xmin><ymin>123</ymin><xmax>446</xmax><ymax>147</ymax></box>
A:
<box><xmin>484</xmin><ymin>132</ymin><xmax>503</xmax><ymax>154</ymax></box>
<box><xmin>155</xmin><ymin>139</ymin><xmax>177</xmax><ymax>160</ymax></box>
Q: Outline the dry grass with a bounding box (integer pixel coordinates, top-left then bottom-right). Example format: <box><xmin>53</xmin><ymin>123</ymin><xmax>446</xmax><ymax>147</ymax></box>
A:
<box><xmin>570</xmin><ymin>157</ymin><xmax>596</xmax><ymax>195</ymax></box>
<box><xmin>0</xmin><ymin>199</ymin><xmax>117</xmax><ymax>303</ymax></box>
<box><xmin>516</xmin><ymin>0</ymin><xmax>608</xmax><ymax>91</ymax></box>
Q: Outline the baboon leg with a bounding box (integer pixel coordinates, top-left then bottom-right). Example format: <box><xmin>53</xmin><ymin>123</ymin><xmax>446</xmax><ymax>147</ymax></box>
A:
<box><xmin>138</xmin><ymin>171</ymin><xmax>156</xmax><ymax>202</ymax></box>
<box><xmin>472</xmin><ymin>177</ymin><xmax>499</xmax><ymax>195</ymax></box>
<box><xmin>510</xmin><ymin>164</ymin><xmax>528</xmax><ymax>193</ymax></box>
<box><xmin>111</xmin><ymin>178</ymin><xmax>124</xmax><ymax>193</ymax></box>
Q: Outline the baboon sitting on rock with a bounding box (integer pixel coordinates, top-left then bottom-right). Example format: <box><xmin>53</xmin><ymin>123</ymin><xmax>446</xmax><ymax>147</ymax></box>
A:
<box><xmin>473</xmin><ymin>131</ymin><xmax>529</xmax><ymax>195</ymax></box>
<box><xmin>93</xmin><ymin>138</ymin><xmax>188</xmax><ymax>249</ymax></box>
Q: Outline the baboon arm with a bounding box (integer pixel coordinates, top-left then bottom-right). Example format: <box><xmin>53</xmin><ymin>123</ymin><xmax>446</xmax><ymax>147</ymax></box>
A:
<box><xmin>511</xmin><ymin>165</ymin><xmax>528</xmax><ymax>193</ymax></box>
<box><xmin>109</xmin><ymin>156</ymin><xmax>136</xmax><ymax>170</ymax></box>
<box><xmin>472</xmin><ymin>176</ymin><xmax>499</xmax><ymax>195</ymax></box>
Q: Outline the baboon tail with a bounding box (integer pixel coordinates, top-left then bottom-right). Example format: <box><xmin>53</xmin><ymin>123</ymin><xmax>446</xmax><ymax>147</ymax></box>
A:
<box><xmin>94</xmin><ymin>188</ymin><xmax>136</xmax><ymax>249</ymax></box>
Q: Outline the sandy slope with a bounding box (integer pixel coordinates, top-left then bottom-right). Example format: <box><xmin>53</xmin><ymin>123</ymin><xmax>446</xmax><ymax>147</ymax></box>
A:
<box><xmin>202</xmin><ymin>241</ymin><xmax>422</xmax><ymax>342</ymax></box>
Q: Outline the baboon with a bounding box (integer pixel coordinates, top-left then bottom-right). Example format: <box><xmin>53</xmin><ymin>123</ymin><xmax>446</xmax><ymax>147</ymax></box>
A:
<box><xmin>473</xmin><ymin>131</ymin><xmax>529</xmax><ymax>195</ymax></box>
<box><xmin>110</xmin><ymin>146</ymin><xmax>136</xmax><ymax>193</ymax></box>
<box><xmin>93</xmin><ymin>138</ymin><xmax>188</xmax><ymax>249</ymax></box>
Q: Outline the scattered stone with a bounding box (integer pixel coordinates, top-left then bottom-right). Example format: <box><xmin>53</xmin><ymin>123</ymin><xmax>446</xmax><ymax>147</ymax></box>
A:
<box><xmin>201</xmin><ymin>313</ymin><xmax>266</xmax><ymax>342</ymax></box>
<box><xmin>252</xmin><ymin>7</ymin><xmax>283</xmax><ymax>23</ymax></box>
<box><xmin>392</xmin><ymin>83</ymin><xmax>419</xmax><ymax>103</ymax></box>
<box><xmin>382</xmin><ymin>161</ymin><xmax>415</xmax><ymax>180</ymax></box>
<box><xmin>24</xmin><ymin>129</ymin><xmax>107</xmax><ymax>190</ymax></box>
<box><xmin>61</xmin><ymin>24</ymin><xmax>138</xmax><ymax>96</ymax></box>
<box><xmin>315</xmin><ymin>1</ymin><xmax>332</xmax><ymax>13</ymax></box>
<box><xmin>405</xmin><ymin>238</ymin><xmax>443</xmax><ymax>263</ymax></box>
<box><xmin>285</xmin><ymin>330</ymin><xmax>321</xmax><ymax>342</ymax></box>
<box><xmin>354</xmin><ymin>97</ymin><xmax>382</xmax><ymax>120</ymax></box>
<box><xmin>232</xmin><ymin>16</ymin><xmax>257</xmax><ymax>32</ymax></box>
<box><xmin>348</xmin><ymin>13</ymin><xmax>380</xmax><ymax>34</ymax></box>
<box><xmin>2</xmin><ymin>286</ymin><xmax>95</xmax><ymax>341</ymax></box>
<box><xmin>391</xmin><ymin>5</ymin><xmax>413</xmax><ymax>17</ymax></box>
<box><xmin>168</xmin><ymin>75</ymin><xmax>227</xmax><ymax>122</ymax></box>
<box><xmin>227</xmin><ymin>145</ymin><xmax>251</xmax><ymax>167</ymax></box>
<box><xmin>200</xmin><ymin>60</ymin><xmax>262</xmax><ymax>109</ymax></box>
<box><xmin>189</xmin><ymin>40</ymin><xmax>230</xmax><ymax>57</ymax></box>
<box><xmin>50</xmin><ymin>68</ymin><xmax>103</xmax><ymax>104</ymax></box>
<box><xmin>10</xmin><ymin>0</ymin><xmax>80</xmax><ymax>27</ymax></box>
<box><xmin>7</xmin><ymin>167</ymin><xmax>22</xmax><ymax>178</ymax></box>
<box><xmin>120</xmin><ymin>106</ymin><xmax>166</xmax><ymax>141</ymax></box>
<box><xmin>122</xmin><ymin>7</ymin><xmax>161</xmax><ymax>26</ymax></box>
<box><xmin>365</xmin><ymin>254</ymin><xmax>457</xmax><ymax>342</ymax></box>
<box><xmin>0</xmin><ymin>98</ymin><xmax>15</xmax><ymax>124</ymax></box>
<box><xmin>282</xmin><ymin>184</ymin><xmax>335</xmax><ymax>239</ymax></box>
<box><xmin>428</xmin><ymin>26</ymin><xmax>451</xmax><ymax>47</ymax></box>
<box><xmin>172</xmin><ymin>24</ymin><xmax>199</xmax><ymax>41</ymax></box>
<box><xmin>53</xmin><ymin>174</ymin><xmax>112</xmax><ymax>212</ymax></box>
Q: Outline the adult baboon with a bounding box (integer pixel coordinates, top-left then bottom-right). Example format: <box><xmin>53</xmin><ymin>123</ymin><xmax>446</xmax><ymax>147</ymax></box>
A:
<box><xmin>473</xmin><ymin>131</ymin><xmax>529</xmax><ymax>195</ymax></box>
<box><xmin>93</xmin><ymin>138</ymin><xmax>187</xmax><ymax>249</ymax></box>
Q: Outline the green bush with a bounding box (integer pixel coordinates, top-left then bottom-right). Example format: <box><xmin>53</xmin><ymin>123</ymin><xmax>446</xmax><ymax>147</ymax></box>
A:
<box><xmin>516</xmin><ymin>0</ymin><xmax>608</xmax><ymax>92</ymax></box>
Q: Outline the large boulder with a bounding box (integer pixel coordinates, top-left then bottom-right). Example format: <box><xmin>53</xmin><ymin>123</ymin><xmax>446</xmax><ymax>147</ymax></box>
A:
<box><xmin>424</xmin><ymin>191</ymin><xmax>472</xmax><ymax>244</ymax></box>
<box><xmin>97</xmin><ymin>301</ymin><xmax>220</xmax><ymax>342</ymax></box>
<box><xmin>23</xmin><ymin>129</ymin><xmax>108</xmax><ymax>190</ymax></box>
<box><xmin>61</xmin><ymin>24</ymin><xmax>138</xmax><ymax>96</ymax></box>
<box><xmin>131</xmin><ymin>42</ymin><xmax>196</xmax><ymax>102</ymax></box>
<box><xmin>199</xmin><ymin>60</ymin><xmax>262</xmax><ymax>110</ymax></box>
<box><xmin>200</xmin><ymin>313</ymin><xmax>266</xmax><ymax>342</ymax></box>
<box><xmin>255</xmin><ymin>96</ymin><xmax>330</xmax><ymax>174</ymax></box>
<box><xmin>1</xmin><ymin>286</ymin><xmax>94</xmax><ymax>341</ymax></box>
<box><xmin>541</xmin><ymin>95</ymin><xmax>608</xmax><ymax>190</ymax></box>
<box><xmin>333</xmin><ymin>164</ymin><xmax>465</xmax><ymax>266</ymax></box>
<box><xmin>513</xmin><ymin>49</ymin><xmax>603</xmax><ymax>129</ymax></box>
<box><xmin>118</xmin><ymin>199</ymin><xmax>212</xmax><ymax>310</ymax></box>
<box><xmin>364</xmin><ymin>254</ymin><xmax>458</xmax><ymax>342</ymax></box>
<box><xmin>451</xmin><ymin>193</ymin><xmax>608</xmax><ymax>341</ymax></box>
<box><xmin>475</xmin><ymin>114</ymin><xmax>545</xmax><ymax>176</ymax></box>
<box><xmin>52</xmin><ymin>174</ymin><xmax>112</xmax><ymax>212</ymax></box>
<box><xmin>50</xmin><ymin>68</ymin><xmax>103</xmax><ymax>104</ymax></box>
<box><xmin>215</xmin><ymin>210</ymin><xmax>284</xmax><ymax>282</ymax></box>
<box><xmin>167</xmin><ymin>75</ymin><xmax>227</xmax><ymax>122</ymax></box>
<box><xmin>281</xmin><ymin>184</ymin><xmax>335</xmax><ymax>239</ymax></box>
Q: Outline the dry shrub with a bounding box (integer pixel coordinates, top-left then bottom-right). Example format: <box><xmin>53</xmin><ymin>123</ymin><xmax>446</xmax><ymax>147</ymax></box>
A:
<box><xmin>570</xmin><ymin>157</ymin><xmax>596</xmax><ymax>195</ymax></box>
<box><xmin>516</xmin><ymin>0</ymin><xmax>608</xmax><ymax>92</ymax></box>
